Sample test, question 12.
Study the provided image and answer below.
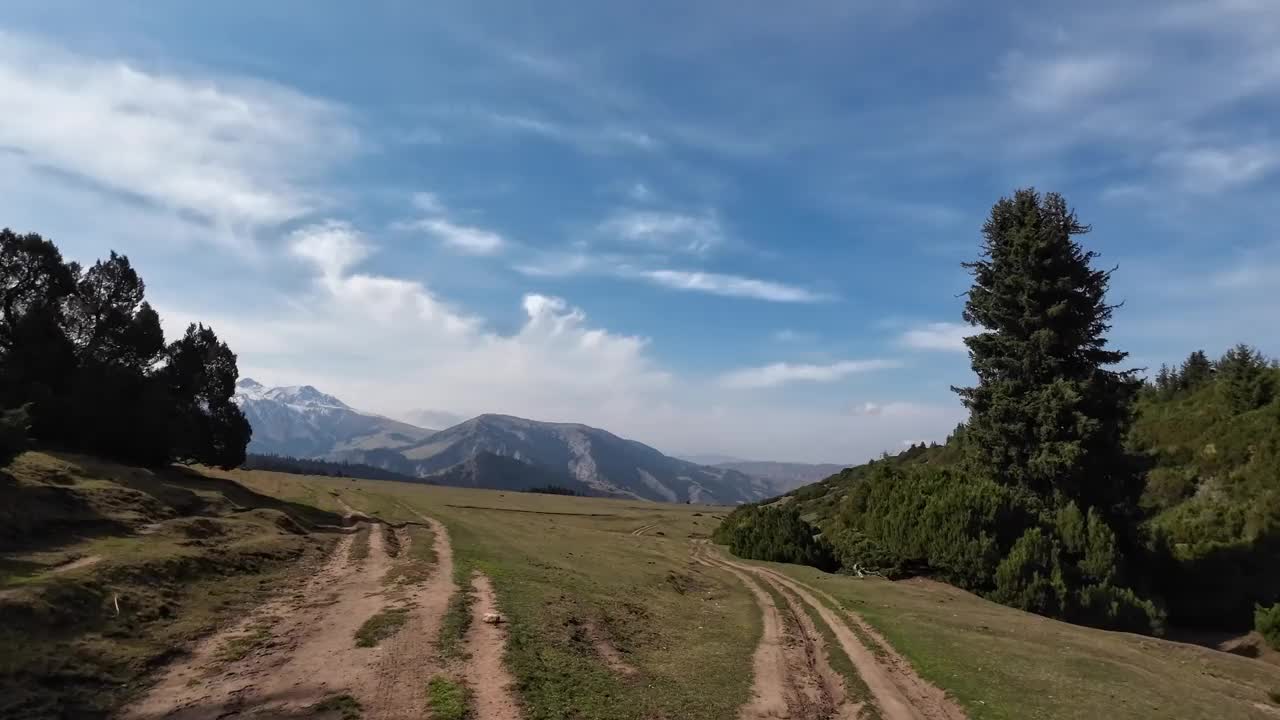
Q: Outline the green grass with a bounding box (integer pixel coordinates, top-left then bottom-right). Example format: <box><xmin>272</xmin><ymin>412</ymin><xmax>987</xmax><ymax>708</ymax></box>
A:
<box><xmin>438</xmin><ymin>568</ymin><xmax>475</xmax><ymax>661</ymax></box>
<box><xmin>755</xmin><ymin>558</ymin><xmax>1280</xmax><ymax>720</ymax></box>
<box><xmin>214</xmin><ymin>621</ymin><xmax>274</xmax><ymax>663</ymax></box>
<box><xmin>354</xmin><ymin>607</ymin><xmax>409</xmax><ymax>648</ymax></box>
<box><xmin>426</xmin><ymin>676</ymin><xmax>472</xmax><ymax>720</ymax></box>
<box><xmin>234</xmin><ymin>470</ymin><xmax>760</xmax><ymax>720</ymax></box>
<box><xmin>788</xmin><ymin>586</ymin><xmax>882</xmax><ymax>719</ymax></box>
<box><xmin>0</xmin><ymin>451</ymin><xmax>341</xmax><ymax>720</ymax></box>
<box><xmin>312</xmin><ymin>692</ymin><xmax>363</xmax><ymax>719</ymax></box>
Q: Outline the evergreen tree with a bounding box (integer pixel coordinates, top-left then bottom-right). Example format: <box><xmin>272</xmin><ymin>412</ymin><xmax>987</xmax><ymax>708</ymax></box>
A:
<box><xmin>955</xmin><ymin>189</ymin><xmax>1142</xmax><ymax>518</ymax></box>
<box><xmin>0</xmin><ymin>230</ymin><xmax>78</xmax><ymax>413</ymax></box>
<box><xmin>1178</xmin><ymin>350</ymin><xmax>1213</xmax><ymax>391</ymax></box>
<box><xmin>162</xmin><ymin>324</ymin><xmax>252</xmax><ymax>468</ymax></box>
<box><xmin>1217</xmin><ymin>344</ymin><xmax>1274</xmax><ymax>413</ymax></box>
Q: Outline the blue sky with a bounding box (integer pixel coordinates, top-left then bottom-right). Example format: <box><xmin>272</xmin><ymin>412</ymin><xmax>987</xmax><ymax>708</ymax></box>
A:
<box><xmin>1</xmin><ymin>1</ymin><xmax>1277</xmax><ymax>462</ymax></box>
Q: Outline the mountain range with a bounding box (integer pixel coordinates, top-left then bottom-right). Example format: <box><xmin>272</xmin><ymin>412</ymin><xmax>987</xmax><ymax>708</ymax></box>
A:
<box><xmin>233</xmin><ymin>379</ymin><xmax>786</xmax><ymax>504</ymax></box>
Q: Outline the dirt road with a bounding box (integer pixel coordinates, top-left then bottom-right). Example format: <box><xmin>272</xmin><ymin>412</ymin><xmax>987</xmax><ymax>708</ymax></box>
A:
<box><xmin>126</xmin><ymin>517</ymin><xmax>458</xmax><ymax>720</ymax></box>
<box><xmin>695</xmin><ymin>542</ymin><xmax>966</xmax><ymax>720</ymax></box>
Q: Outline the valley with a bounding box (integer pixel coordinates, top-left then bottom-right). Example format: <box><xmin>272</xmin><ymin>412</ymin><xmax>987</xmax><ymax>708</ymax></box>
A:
<box><xmin>4</xmin><ymin>451</ymin><xmax>1277</xmax><ymax>719</ymax></box>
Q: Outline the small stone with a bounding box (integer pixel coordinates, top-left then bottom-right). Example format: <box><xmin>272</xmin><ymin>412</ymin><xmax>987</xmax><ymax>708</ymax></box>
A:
<box><xmin>482</xmin><ymin>612</ymin><xmax>504</xmax><ymax>624</ymax></box>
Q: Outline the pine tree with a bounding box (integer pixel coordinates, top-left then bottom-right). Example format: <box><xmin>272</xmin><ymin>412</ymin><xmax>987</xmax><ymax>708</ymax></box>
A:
<box><xmin>1217</xmin><ymin>344</ymin><xmax>1274</xmax><ymax>413</ymax></box>
<box><xmin>162</xmin><ymin>324</ymin><xmax>252</xmax><ymax>468</ymax></box>
<box><xmin>1178</xmin><ymin>350</ymin><xmax>1213</xmax><ymax>391</ymax></box>
<box><xmin>955</xmin><ymin>189</ymin><xmax>1141</xmax><ymax>517</ymax></box>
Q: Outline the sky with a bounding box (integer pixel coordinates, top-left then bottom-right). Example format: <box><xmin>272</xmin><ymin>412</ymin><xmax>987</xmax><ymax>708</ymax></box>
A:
<box><xmin>1</xmin><ymin>1</ymin><xmax>1277</xmax><ymax>463</ymax></box>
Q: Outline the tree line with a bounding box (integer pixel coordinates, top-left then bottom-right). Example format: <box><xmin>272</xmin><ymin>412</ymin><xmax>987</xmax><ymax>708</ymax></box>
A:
<box><xmin>0</xmin><ymin>230</ymin><xmax>250</xmax><ymax>469</ymax></box>
<box><xmin>718</xmin><ymin>188</ymin><xmax>1279</xmax><ymax>639</ymax></box>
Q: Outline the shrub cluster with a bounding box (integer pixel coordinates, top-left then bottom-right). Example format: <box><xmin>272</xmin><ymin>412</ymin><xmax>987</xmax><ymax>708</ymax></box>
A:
<box><xmin>0</xmin><ymin>230</ymin><xmax>249</xmax><ymax>469</ymax></box>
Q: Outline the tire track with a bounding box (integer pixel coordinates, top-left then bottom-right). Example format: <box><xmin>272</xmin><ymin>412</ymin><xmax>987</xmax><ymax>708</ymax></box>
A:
<box><xmin>693</xmin><ymin>543</ymin><xmax>856</xmax><ymax>719</ymax></box>
<box><xmin>366</xmin><ymin>514</ymin><xmax>455</xmax><ymax>719</ymax></box>
<box><xmin>125</xmin><ymin>521</ymin><xmax>431</xmax><ymax>720</ymax></box>
<box><xmin>706</xmin><ymin>545</ymin><xmax>966</xmax><ymax>720</ymax></box>
<box><xmin>465</xmin><ymin>573</ymin><xmax>523</xmax><ymax>720</ymax></box>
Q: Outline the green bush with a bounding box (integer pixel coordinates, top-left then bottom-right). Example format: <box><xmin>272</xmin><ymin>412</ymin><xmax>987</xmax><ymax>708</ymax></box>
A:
<box><xmin>990</xmin><ymin>528</ymin><xmax>1067</xmax><ymax>616</ymax></box>
<box><xmin>716</xmin><ymin>505</ymin><xmax>837</xmax><ymax>571</ymax></box>
<box><xmin>1256</xmin><ymin>603</ymin><xmax>1280</xmax><ymax>650</ymax></box>
<box><xmin>837</xmin><ymin>464</ymin><xmax>1035</xmax><ymax>589</ymax></box>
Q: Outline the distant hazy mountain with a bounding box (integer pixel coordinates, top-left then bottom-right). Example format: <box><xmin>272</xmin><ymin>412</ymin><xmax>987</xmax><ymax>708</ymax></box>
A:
<box><xmin>679</xmin><ymin>453</ymin><xmax>748</xmax><ymax>466</ymax></box>
<box><xmin>233</xmin><ymin>379</ymin><xmax>436</xmax><ymax>458</ymax></box>
<box><xmin>421</xmin><ymin>451</ymin><xmax>593</xmax><ymax>494</ymax></box>
<box><xmin>713</xmin><ymin>461</ymin><xmax>849</xmax><ymax>494</ymax></box>
<box><xmin>342</xmin><ymin>413</ymin><xmax>772</xmax><ymax>504</ymax></box>
<box><xmin>236</xmin><ymin>380</ymin><xmax>770</xmax><ymax>504</ymax></box>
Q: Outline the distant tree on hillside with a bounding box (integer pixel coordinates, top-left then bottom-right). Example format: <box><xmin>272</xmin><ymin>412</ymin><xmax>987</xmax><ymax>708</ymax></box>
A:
<box><xmin>1217</xmin><ymin>344</ymin><xmax>1274</xmax><ymax>414</ymax></box>
<box><xmin>955</xmin><ymin>188</ymin><xmax>1142</xmax><ymax>517</ymax></box>
<box><xmin>1179</xmin><ymin>350</ymin><xmax>1214</xmax><ymax>391</ymax></box>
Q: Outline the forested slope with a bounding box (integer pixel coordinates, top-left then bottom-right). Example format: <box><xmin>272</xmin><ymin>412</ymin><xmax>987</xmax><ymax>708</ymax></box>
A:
<box><xmin>717</xmin><ymin>189</ymin><xmax>1280</xmax><ymax>638</ymax></box>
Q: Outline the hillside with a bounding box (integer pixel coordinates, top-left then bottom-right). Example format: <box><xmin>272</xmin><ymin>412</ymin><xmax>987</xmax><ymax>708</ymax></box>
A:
<box><xmin>342</xmin><ymin>413</ymin><xmax>773</xmax><ymax>504</ymax></box>
<box><xmin>233</xmin><ymin>379</ymin><xmax>436</xmax><ymax>458</ymax></box>
<box><xmin>420</xmin><ymin>450</ymin><xmax>592</xmax><ymax>494</ymax></box>
<box><xmin>0</xmin><ymin>451</ymin><xmax>346</xmax><ymax>717</ymax></box>
<box><xmin>751</xmin><ymin>346</ymin><xmax>1280</xmax><ymax>633</ymax></box>
<box><xmin>713</xmin><ymin>460</ymin><xmax>848</xmax><ymax>494</ymax></box>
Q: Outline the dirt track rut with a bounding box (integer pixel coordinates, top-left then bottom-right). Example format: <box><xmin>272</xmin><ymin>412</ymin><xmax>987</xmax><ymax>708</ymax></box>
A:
<box><xmin>125</xmin><ymin>516</ymin><xmax>457</xmax><ymax>720</ymax></box>
<box><xmin>695</xmin><ymin>543</ymin><xmax>966</xmax><ymax>720</ymax></box>
<box><xmin>694</xmin><ymin>544</ymin><xmax>860</xmax><ymax>719</ymax></box>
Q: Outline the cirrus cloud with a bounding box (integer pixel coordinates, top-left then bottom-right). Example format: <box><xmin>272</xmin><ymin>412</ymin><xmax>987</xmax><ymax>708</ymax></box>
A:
<box><xmin>719</xmin><ymin>359</ymin><xmax>901</xmax><ymax>389</ymax></box>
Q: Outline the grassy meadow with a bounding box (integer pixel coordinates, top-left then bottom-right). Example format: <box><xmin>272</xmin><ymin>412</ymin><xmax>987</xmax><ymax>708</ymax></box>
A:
<box><xmin>3</xmin><ymin>452</ymin><xmax>1279</xmax><ymax>719</ymax></box>
<box><xmin>225</xmin><ymin>466</ymin><xmax>1280</xmax><ymax>720</ymax></box>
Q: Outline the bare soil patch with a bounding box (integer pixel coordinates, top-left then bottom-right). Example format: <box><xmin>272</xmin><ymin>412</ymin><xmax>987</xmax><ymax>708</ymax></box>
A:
<box><xmin>124</xmin><ymin>518</ymin><xmax>457</xmax><ymax>720</ymax></box>
<box><xmin>464</xmin><ymin>572</ymin><xmax>523</xmax><ymax>720</ymax></box>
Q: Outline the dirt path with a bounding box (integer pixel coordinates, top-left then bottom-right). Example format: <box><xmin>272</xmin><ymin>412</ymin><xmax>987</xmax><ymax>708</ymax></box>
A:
<box><xmin>465</xmin><ymin>573</ymin><xmax>523</xmax><ymax>720</ymax></box>
<box><xmin>366</xmin><ymin>516</ymin><xmax>455</xmax><ymax>719</ymax></box>
<box><xmin>125</xmin><ymin>518</ymin><xmax>455</xmax><ymax>720</ymax></box>
<box><xmin>693</xmin><ymin>544</ymin><xmax>856</xmax><ymax>719</ymax></box>
<box><xmin>50</xmin><ymin>554</ymin><xmax>103</xmax><ymax>575</ymax></box>
<box><xmin>703</xmin><ymin>544</ymin><xmax>966</xmax><ymax>720</ymax></box>
<box><xmin>631</xmin><ymin>523</ymin><xmax>658</xmax><ymax>536</ymax></box>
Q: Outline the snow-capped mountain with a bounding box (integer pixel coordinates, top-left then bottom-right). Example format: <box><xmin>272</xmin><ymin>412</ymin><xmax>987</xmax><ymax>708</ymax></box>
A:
<box><xmin>342</xmin><ymin>413</ymin><xmax>773</xmax><ymax>504</ymax></box>
<box><xmin>236</xmin><ymin>379</ymin><xmax>777</xmax><ymax>504</ymax></box>
<box><xmin>233</xmin><ymin>378</ymin><xmax>436</xmax><ymax>458</ymax></box>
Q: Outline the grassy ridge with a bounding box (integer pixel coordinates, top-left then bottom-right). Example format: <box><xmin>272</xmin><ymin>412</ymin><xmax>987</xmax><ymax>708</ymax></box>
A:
<box><xmin>0</xmin><ymin>452</ymin><xmax>343</xmax><ymax>719</ymax></box>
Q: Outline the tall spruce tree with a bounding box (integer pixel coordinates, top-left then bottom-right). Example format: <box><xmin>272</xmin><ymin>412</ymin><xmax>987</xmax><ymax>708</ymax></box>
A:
<box><xmin>955</xmin><ymin>189</ymin><xmax>1141</xmax><ymax>518</ymax></box>
<box><xmin>1178</xmin><ymin>350</ymin><xmax>1213</xmax><ymax>391</ymax></box>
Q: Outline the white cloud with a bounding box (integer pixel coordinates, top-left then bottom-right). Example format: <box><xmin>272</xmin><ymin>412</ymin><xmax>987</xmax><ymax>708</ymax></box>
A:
<box><xmin>1002</xmin><ymin>53</ymin><xmax>1136</xmax><ymax>112</ymax></box>
<box><xmin>289</xmin><ymin>221</ymin><xmax>373</xmax><ymax>277</ymax></box>
<box><xmin>719</xmin><ymin>360</ymin><xmax>900</xmax><ymax>389</ymax></box>
<box><xmin>850</xmin><ymin>401</ymin><xmax>883</xmax><ymax>416</ymax></box>
<box><xmin>412</xmin><ymin>192</ymin><xmax>447</xmax><ymax>214</ymax></box>
<box><xmin>900</xmin><ymin>322</ymin><xmax>970</xmax><ymax>352</ymax></box>
<box><xmin>483</xmin><ymin>111</ymin><xmax>659</xmax><ymax>153</ymax></box>
<box><xmin>393</xmin><ymin>192</ymin><xmax>507</xmax><ymax>255</ymax></box>
<box><xmin>418</xmin><ymin>218</ymin><xmax>506</xmax><ymax>255</ymax></box>
<box><xmin>1156</xmin><ymin>144</ymin><xmax>1280</xmax><ymax>193</ymax></box>
<box><xmin>772</xmin><ymin>329</ymin><xmax>816</xmax><ymax>343</ymax></box>
<box><xmin>635</xmin><ymin>269</ymin><xmax>828</xmax><ymax>303</ymax></box>
<box><xmin>599</xmin><ymin>209</ymin><xmax>723</xmax><ymax>254</ymax></box>
<box><xmin>0</xmin><ymin>32</ymin><xmax>357</xmax><ymax>250</ymax></box>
